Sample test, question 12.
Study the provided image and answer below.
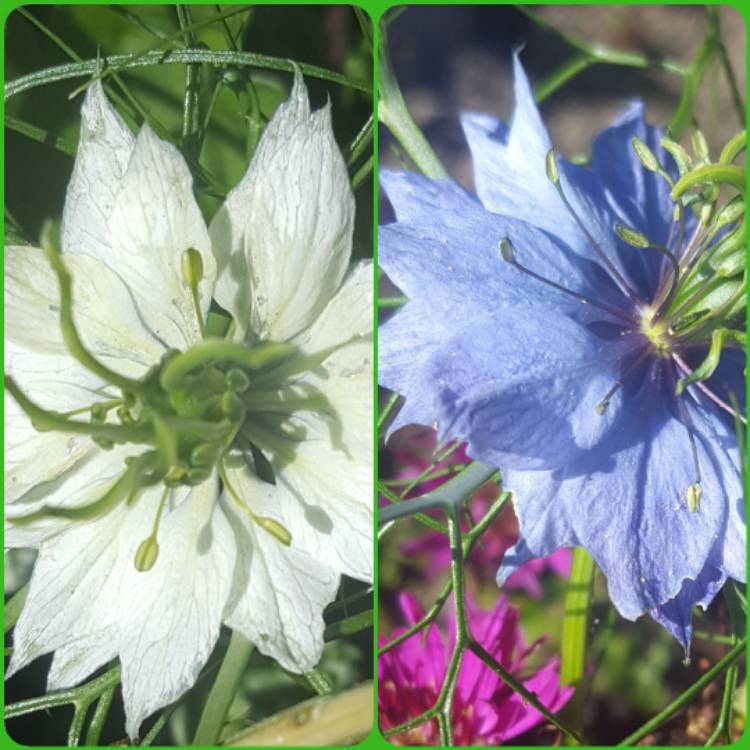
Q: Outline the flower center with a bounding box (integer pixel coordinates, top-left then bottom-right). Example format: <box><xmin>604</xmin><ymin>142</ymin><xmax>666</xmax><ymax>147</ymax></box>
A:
<box><xmin>639</xmin><ymin>306</ymin><xmax>671</xmax><ymax>357</ymax></box>
<box><xmin>6</xmin><ymin>247</ymin><xmax>303</xmax><ymax>568</ymax></box>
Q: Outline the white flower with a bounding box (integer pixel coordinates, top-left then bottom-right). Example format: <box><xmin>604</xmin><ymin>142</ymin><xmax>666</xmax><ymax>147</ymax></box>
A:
<box><xmin>4</xmin><ymin>72</ymin><xmax>373</xmax><ymax>739</ymax></box>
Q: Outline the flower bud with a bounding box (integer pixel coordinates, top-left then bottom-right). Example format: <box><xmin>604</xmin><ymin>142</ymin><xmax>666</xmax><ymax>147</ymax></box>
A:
<box><xmin>226</xmin><ymin>368</ymin><xmax>250</xmax><ymax>393</ymax></box>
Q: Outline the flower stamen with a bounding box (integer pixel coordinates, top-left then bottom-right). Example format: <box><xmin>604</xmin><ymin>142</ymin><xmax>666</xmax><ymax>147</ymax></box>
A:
<box><xmin>181</xmin><ymin>248</ymin><xmax>207</xmax><ymax>339</ymax></box>
<box><xmin>545</xmin><ymin>148</ymin><xmax>642</xmax><ymax>302</ymax></box>
<box><xmin>134</xmin><ymin>485</ymin><xmax>171</xmax><ymax>571</ymax></box>
<box><xmin>498</xmin><ymin>238</ymin><xmax>637</xmax><ymax>323</ymax></box>
<box><xmin>219</xmin><ymin>462</ymin><xmax>292</xmax><ymax>546</ymax></box>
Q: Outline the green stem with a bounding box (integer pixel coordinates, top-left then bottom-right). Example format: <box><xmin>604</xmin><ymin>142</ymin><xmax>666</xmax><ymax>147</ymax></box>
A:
<box><xmin>379</xmin><ymin>461</ymin><xmax>498</xmax><ymax>524</ymax></box>
<box><xmin>192</xmin><ymin>630</ymin><xmax>254</xmax><ymax>745</ymax></box>
<box><xmin>560</xmin><ymin>547</ymin><xmax>596</xmax><ymax>744</ymax></box>
<box><xmin>6</xmin><ymin>49</ymin><xmax>370</xmax><ymax>101</ymax></box>
<box><xmin>324</xmin><ymin>609</ymin><xmax>373</xmax><ymax>641</ymax></box>
<box><xmin>378</xmin><ymin>492</ymin><xmax>511</xmax><ymax>656</ymax></box>
<box><xmin>5</xmin><ymin>115</ymin><xmax>76</xmax><ymax>156</ymax></box>
<box><xmin>436</xmin><ymin>506</ymin><xmax>469</xmax><ymax>744</ymax></box>
<box><xmin>378</xmin><ymin>23</ymin><xmax>447</xmax><ymax>179</ymax></box>
<box><xmin>469</xmin><ymin>640</ymin><xmax>584</xmax><ymax>743</ymax></box>
<box><xmin>4</xmin><ymin>583</ymin><xmax>29</xmax><ymax>632</ymax></box>
<box><xmin>669</xmin><ymin>8</ymin><xmax>720</xmax><ymax>139</ymax></box>
<box><xmin>84</xmin><ymin>685</ymin><xmax>115</xmax><ymax>746</ymax></box>
<box><xmin>516</xmin><ymin>5</ymin><xmax>686</xmax><ymax>78</ymax></box>
<box><xmin>305</xmin><ymin>669</ymin><xmax>334</xmax><ymax>695</ymax></box>
<box><xmin>535</xmin><ymin>54</ymin><xmax>591</xmax><ymax>103</ymax></box>
<box><xmin>617</xmin><ymin>638</ymin><xmax>747</xmax><ymax>746</ymax></box>
<box><xmin>176</xmin><ymin>6</ymin><xmax>201</xmax><ymax>161</ymax></box>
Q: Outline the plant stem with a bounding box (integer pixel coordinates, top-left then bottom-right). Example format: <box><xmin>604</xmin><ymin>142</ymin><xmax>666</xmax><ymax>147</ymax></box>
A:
<box><xmin>4</xmin><ymin>584</ymin><xmax>29</xmax><ymax>633</ymax></box>
<box><xmin>6</xmin><ymin>50</ymin><xmax>370</xmax><ymax>101</ymax></box>
<box><xmin>378</xmin><ymin>22</ymin><xmax>447</xmax><ymax>179</ymax></box>
<box><xmin>617</xmin><ymin>638</ymin><xmax>746</xmax><ymax>746</ymax></box>
<box><xmin>560</xmin><ymin>547</ymin><xmax>596</xmax><ymax>744</ymax></box>
<box><xmin>226</xmin><ymin>682</ymin><xmax>372</xmax><ymax>746</ymax></box>
<box><xmin>192</xmin><ymin>630</ymin><xmax>254</xmax><ymax>745</ymax></box>
<box><xmin>379</xmin><ymin>461</ymin><xmax>499</xmax><ymax>524</ymax></box>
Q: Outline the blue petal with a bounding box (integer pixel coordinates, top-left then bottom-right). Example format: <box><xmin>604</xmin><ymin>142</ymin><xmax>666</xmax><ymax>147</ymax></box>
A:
<box><xmin>590</xmin><ymin>102</ymin><xmax>677</xmax><ymax>299</ymax></box>
<box><xmin>379</xmin><ymin>299</ymin><xmax>455</xmax><ymax>434</ymax></box>
<box><xmin>650</xmin><ymin>567</ymin><xmax>725</xmax><ymax>654</ymax></box>
<box><xmin>424</xmin><ymin>311</ymin><xmax>628</xmax><ymax>470</ymax></box>
<box><xmin>461</xmin><ymin>55</ymin><xmax>581</xmax><ymax>251</ymax></box>
<box><xmin>379</xmin><ymin>174</ymin><xmax>630</xmax><ymax>323</ymax></box>
<box><xmin>461</xmin><ymin>57</ymin><xmax>650</xmax><ymax>303</ymax></box>
<box><xmin>497</xmin><ymin>361</ymin><xmax>742</xmax><ymax>621</ymax></box>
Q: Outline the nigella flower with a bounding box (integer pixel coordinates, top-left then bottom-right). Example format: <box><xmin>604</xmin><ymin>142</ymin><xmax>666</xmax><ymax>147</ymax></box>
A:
<box><xmin>379</xmin><ymin>592</ymin><xmax>573</xmax><ymax>744</ymax></box>
<box><xmin>5</xmin><ymin>71</ymin><xmax>372</xmax><ymax>738</ymax></box>
<box><xmin>378</xmin><ymin>57</ymin><xmax>744</xmax><ymax>650</ymax></box>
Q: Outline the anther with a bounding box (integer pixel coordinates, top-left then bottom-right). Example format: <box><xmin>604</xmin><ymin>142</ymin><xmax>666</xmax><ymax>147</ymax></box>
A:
<box><xmin>256</xmin><ymin>516</ymin><xmax>292</xmax><ymax>546</ymax></box>
<box><xmin>134</xmin><ymin>536</ymin><xmax>160</xmax><ymax>572</ymax></box>
<box><xmin>181</xmin><ymin>247</ymin><xmax>205</xmax><ymax>286</ymax></box>
<box><xmin>614</xmin><ymin>223</ymin><xmax>681</xmax><ymax>317</ymax></box>
<box><xmin>134</xmin><ymin>486</ymin><xmax>170</xmax><ymax>571</ymax></box>
<box><xmin>632</xmin><ymin>136</ymin><xmax>660</xmax><ymax>173</ymax></box>
<box><xmin>594</xmin><ymin>348</ymin><xmax>651</xmax><ymax>416</ymax></box>
<box><xmin>182</xmin><ymin>247</ymin><xmax>206</xmax><ymax>338</ymax></box>
<box><xmin>687</xmin><ymin>483</ymin><xmax>702</xmax><ymax>513</ymax></box>
<box><xmin>668</xmin><ymin>366</ymin><xmax>706</xmax><ymax>511</ymax></box>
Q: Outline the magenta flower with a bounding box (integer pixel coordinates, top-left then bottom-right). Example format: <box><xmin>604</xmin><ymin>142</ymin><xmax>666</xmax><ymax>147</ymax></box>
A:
<box><xmin>379</xmin><ymin>592</ymin><xmax>573</xmax><ymax>745</ymax></box>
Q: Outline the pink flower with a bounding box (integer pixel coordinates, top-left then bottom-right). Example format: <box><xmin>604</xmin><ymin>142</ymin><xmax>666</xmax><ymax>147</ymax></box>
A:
<box><xmin>383</xmin><ymin>427</ymin><xmax>571</xmax><ymax>595</ymax></box>
<box><xmin>379</xmin><ymin>592</ymin><xmax>573</xmax><ymax>745</ymax></box>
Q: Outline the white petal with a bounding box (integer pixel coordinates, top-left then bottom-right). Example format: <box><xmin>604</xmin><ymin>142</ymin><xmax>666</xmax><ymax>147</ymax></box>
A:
<box><xmin>5</xmin><ymin>445</ymin><xmax>135</xmax><ymax>547</ymax></box>
<box><xmin>5</xmin><ymin>244</ymin><xmax>164</xmax><ymax>377</ymax></box>
<box><xmin>244</xmin><ymin>262</ymin><xmax>374</xmax><ymax>580</ymax></box>
<box><xmin>107</xmin><ymin>126</ymin><xmax>215</xmax><ymax>350</ymax></box>
<box><xmin>48</xmin><ymin>630</ymin><xmax>118</xmax><ymax>691</ymax></box>
<box><xmin>293</xmin><ymin>260</ymin><xmax>373</xmax><ymax>353</ymax></box>
<box><xmin>210</xmin><ymin>70</ymin><xmax>354</xmax><ymax>341</ymax></box>
<box><xmin>273</xmin><ymin>435</ymin><xmax>372</xmax><ymax>582</ymax></box>
<box><xmin>4</xmin><ymin>388</ymin><xmax>97</xmax><ymax>504</ymax></box>
<box><xmin>117</xmin><ymin>478</ymin><xmax>234</xmax><ymax>739</ymax></box>
<box><xmin>221</xmin><ymin>471</ymin><xmax>340</xmax><ymax>672</ymax></box>
<box><xmin>61</xmin><ymin>81</ymin><xmax>135</xmax><ymax>260</ymax></box>
<box><xmin>9</xmin><ymin>476</ymin><xmax>234</xmax><ymax>740</ymax></box>
<box><xmin>7</xmin><ymin>487</ymin><xmax>132</xmax><ymax>678</ymax></box>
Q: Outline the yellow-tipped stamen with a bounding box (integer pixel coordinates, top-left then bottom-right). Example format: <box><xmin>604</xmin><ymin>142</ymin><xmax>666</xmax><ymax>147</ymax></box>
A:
<box><xmin>219</xmin><ymin>462</ymin><xmax>292</xmax><ymax>546</ymax></box>
<box><xmin>182</xmin><ymin>247</ymin><xmax>206</xmax><ymax>339</ymax></box>
<box><xmin>134</xmin><ymin>485</ymin><xmax>171</xmax><ymax>572</ymax></box>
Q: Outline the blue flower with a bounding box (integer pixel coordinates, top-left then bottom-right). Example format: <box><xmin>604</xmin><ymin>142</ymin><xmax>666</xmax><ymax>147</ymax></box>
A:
<box><xmin>378</xmin><ymin>56</ymin><xmax>745</xmax><ymax>650</ymax></box>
